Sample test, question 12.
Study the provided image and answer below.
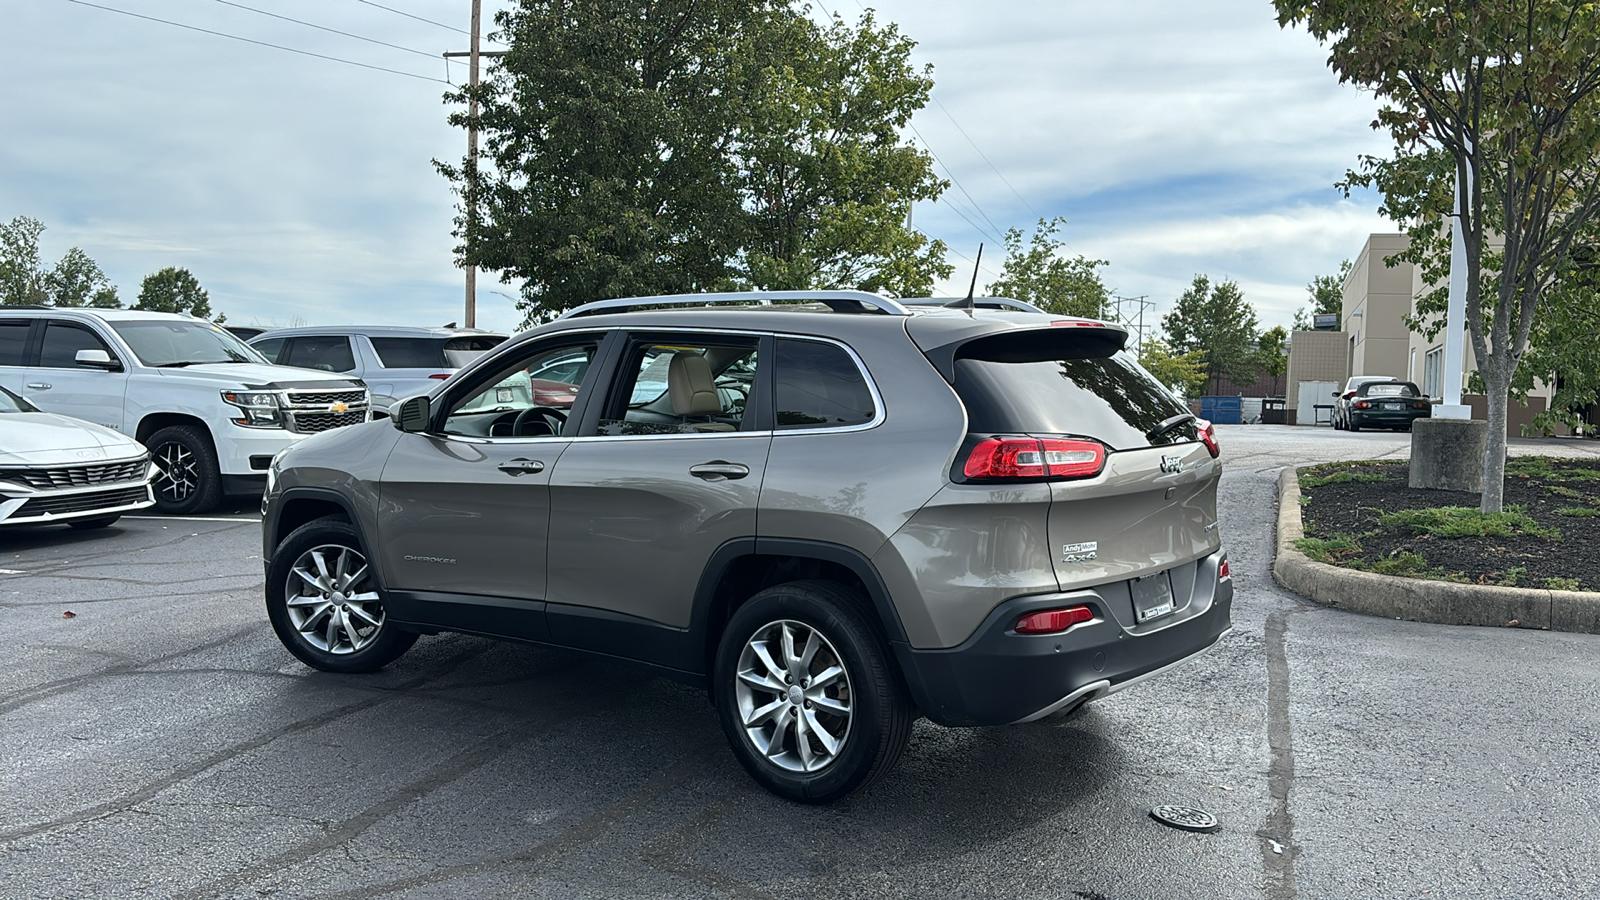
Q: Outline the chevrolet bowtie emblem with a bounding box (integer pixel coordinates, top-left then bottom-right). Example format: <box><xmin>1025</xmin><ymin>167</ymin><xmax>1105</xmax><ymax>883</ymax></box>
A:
<box><xmin>331</xmin><ymin>402</ymin><xmax>348</xmax><ymax>414</ymax></box>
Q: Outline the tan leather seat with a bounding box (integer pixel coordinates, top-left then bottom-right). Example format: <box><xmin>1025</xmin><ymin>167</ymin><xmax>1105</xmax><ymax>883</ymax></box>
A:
<box><xmin>668</xmin><ymin>352</ymin><xmax>735</xmax><ymax>432</ymax></box>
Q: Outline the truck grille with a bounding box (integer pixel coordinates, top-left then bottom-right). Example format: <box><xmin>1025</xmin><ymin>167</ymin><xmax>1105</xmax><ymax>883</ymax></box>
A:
<box><xmin>282</xmin><ymin>387</ymin><xmax>370</xmax><ymax>434</ymax></box>
<box><xmin>0</xmin><ymin>457</ymin><xmax>148</xmax><ymax>490</ymax></box>
<box><xmin>15</xmin><ymin>486</ymin><xmax>151</xmax><ymax>517</ymax></box>
<box><xmin>288</xmin><ymin>410</ymin><xmax>368</xmax><ymax>433</ymax></box>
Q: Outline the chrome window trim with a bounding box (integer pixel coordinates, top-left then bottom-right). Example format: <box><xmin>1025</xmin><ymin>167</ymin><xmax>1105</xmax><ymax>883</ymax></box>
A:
<box><xmin>431</xmin><ymin>326</ymin><xmax>886</xmax><ymax>443</ymax></box>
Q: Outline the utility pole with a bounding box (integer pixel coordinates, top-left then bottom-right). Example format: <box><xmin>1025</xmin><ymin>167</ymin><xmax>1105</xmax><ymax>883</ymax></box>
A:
<box><xmin>444</xmin><ymin>0</ymin><xmax>507</xmax><ymax>329</ymax></box>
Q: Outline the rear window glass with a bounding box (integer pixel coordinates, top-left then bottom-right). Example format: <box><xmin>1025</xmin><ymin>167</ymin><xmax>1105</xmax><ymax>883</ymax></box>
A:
<box><xmin>954</xmin><ymin>351</ymin><xmax>1193</xmax><ymax>450</ymax></box>
<box><xmin>1363</xmin><ymin>383</ymin><xmax>1417</xmax><ymax>397</ymax></box>
<box><xmin>371</xmin><ymin>336</ymin><xmax>505</xmax><ymax>369</ymax></box>
<box><xmin>775</xmin><ymin>338</ymin><xmax>875</xmax><ymax>430</ymax></box>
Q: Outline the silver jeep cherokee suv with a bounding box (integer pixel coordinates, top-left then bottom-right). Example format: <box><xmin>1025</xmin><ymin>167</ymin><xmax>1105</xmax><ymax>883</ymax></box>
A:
<box><xmin>261</xmin><ymin>291</ymin><xmax>1232</xmax><ymax>803</ymax></box>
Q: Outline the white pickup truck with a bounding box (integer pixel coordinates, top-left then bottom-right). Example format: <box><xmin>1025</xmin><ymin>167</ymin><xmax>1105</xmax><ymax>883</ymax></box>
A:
<box><xmin>0</xmin><ymin>308</ymin><xmax>371</xmax><ymax>514</ymax></box>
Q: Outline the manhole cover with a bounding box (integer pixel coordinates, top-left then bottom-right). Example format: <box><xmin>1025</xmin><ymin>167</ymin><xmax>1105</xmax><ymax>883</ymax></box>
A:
<box><xmin>1149</xmin><ymin>805</ymin><xmax>1220</xmax><ymax>833</ymax></box>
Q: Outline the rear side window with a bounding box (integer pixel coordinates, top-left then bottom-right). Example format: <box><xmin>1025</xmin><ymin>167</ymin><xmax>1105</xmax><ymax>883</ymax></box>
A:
<box><xmin>370</xmin><ymin>338</ymin><xmax>446</xmax><ymax>369</ymax></box>
<box><xmin>0</xmin><ymin>320</ymin><xmax>30</xmax><ymax>366</ymax></box>
<box><xmin>954</xmin><ymin>351</ymin><xmax>1192</xmax><ymax>450</ymax></box>
<box><xmin>284</xmin><ymin>336</ymin><xmax>356</xmax><ymax>372</ymax></box>
<box><xmin>774</xmin><ymin>338</ymin><xmax>875</xmax><ymax>430</ymax></box>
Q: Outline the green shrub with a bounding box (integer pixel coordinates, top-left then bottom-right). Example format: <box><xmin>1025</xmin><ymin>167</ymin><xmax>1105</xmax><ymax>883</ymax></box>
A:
<box><xmin>1378</xmin><ymin>506</ymin><xmax>1561</xmax><ymax>541</ymax></box>
<box><xmin>1545</xmin><ymin>576</ymin><xmax>1583</xmax><ymax>591</ymax></box>
<box><xmin>1301</xmin><ymin>471</ymin><xmax>1390</xmax><ymax>489</ymax></box>
<box><xmin>1556</xmin><ymin>507</ymin><xmax>1600</xmax><ymax>518</ymax></box>
<box><xmin>1294</xmin><ymin>533</ymin><xmax>1362</xmax><ymax>563</ymax></box>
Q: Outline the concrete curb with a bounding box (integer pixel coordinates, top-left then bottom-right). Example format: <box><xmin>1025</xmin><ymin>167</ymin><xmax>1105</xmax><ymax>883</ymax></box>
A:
<box><xmin>1273</xmin><ymin>466</ymin><xmax>1600</xmax><ymax>634</ymax></box>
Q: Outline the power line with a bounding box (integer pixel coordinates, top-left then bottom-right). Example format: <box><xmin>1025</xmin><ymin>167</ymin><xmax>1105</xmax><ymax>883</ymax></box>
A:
<box><xmin>929</xmin><ymin>95</ymin><xmax>1038</xmax><ymax>218</ymax></box>
<box><xmin>909</xmin><ymin>123</ymin><xmax>1006</xmax><ymax>243</ymax></box>
<box><xmin>353</xmin><ymin>0</ymin><xmax>506</xmax><ymax>45</ymax></box>
<box><xmin>64</xmin><ymin>0</ymin><xmax>451</xmax><ymax>83</ymax></box>
<box><xmin>211</xmin><ymin>0</ymin><xmax>444</xmax><ymax>63</ymax></box>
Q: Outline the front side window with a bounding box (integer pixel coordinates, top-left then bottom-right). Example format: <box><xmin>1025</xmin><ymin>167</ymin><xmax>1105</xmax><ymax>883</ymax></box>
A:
<box><xmin>109</xmin><ymin>320</ymin><xmax>265</xmax><ymax>367</ymax></box>
<box><xmin>0</xmin><ymin>319</ymin><xmax>32</xmax><ymax>367</ymax></box>
<box><xmin>774</xmin><ymin>338</ymin><xmax>874</xmax><ymax>430</ymax></box>
<box><xmin>251</xmin><ymin>337</ymin><xmax>286</xmax><ymax>363</ymax></box>
<box><xmin>442</xmin><ymin>341</ymin><xmax>599</xmax><ymax>438</ymax></box>
<box><xmin>598</xmin><ymin>337</ymin><xmax>759</xmax><ymax>436</ymax></box>
<box><xmin>38</xmin><ymin>322</ymin><xmax>116</xmax><ymax>369</ymax></box>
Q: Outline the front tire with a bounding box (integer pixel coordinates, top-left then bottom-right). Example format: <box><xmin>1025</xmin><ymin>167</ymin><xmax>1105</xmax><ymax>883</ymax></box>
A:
<box><xmin>146</xmin><ymin>425</ymin><xmax>222</xmax><ymax>514</ymax></box>
<box><xmin>713</xmin><ymin>580</ymin><xmax>912</xmax><ymax>804</ymax></box>
<box><xmin>266</xmin><ymin>516</ymin><xmax>416</xmax><ymax>673</ymax></box>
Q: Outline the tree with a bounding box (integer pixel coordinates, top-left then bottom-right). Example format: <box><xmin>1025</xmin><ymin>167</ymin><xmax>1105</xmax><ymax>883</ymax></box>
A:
<box><xmin>1138</xmin><ymin>336</ymin><xmax>1208</xmax><ymax>398</ymax></box>
<box><xmin>444</xmin><ymin>1</ymin><xmax>950</xmax><ymax>324</ymax></box>
<box><xmin>44</xmin><ymin>247</ymin><xmax>116</xmax><ymax>308</ymax></box>
<box><xmin>985</xmin><ymin>217</ymin><xmax>1110</xmax><ymax>317</ymax></box>
<box><xmin>1</xmin><ymin>216</ymin><xmax>48</xmax><ymax>306</ymax></box>
<box><xmin>1277</xmin><ymin>2</ymin><xmax>1600</xmax><ymax>512</ymax></box>
<box><xmin>136</xmin><ymin>267</ymin><xmax>211</xmax><ymax>318</ymax></box>
<box><xmin>1254</xmin><ymin>325</ymin><xmax>1290</xmax><ymax>396</ymax></box>
<box><xmin>1293</xmin><ymin>258</ymin><xmax>1350</xmax><ymax>330</ymax></box>
<box><xmin>1161</xmin><ymin>274</ymin><xmax>1260</xmax><ymax>394</ymax></box>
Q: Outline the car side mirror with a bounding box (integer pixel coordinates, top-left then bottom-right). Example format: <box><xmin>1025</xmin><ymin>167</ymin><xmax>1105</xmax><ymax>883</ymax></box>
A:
<box><xmin>75</xmin><ymin>349</ymin><xmax>121</xmax><ymax>371</ymax></box>
<box><xmin>394</xmin><ymin>395</ymin><xmax>430</xmax><ymax>433</ymax></box>
<box><xmin>1331</xmin><ymin>392</ymin><xmax>1339</xmax><ymax>398</ymax></box>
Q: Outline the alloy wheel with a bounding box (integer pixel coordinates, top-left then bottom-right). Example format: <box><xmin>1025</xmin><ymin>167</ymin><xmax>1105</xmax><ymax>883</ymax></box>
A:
<box><xmin>734</xmin><ymin>619</ymin><xmax>854</xmax><ymax>773</ymax></box>
<box><xmin>153</xmin><ymin>441</ymin><xmax>197</xmax><ymax>502</ymax></box>
<box><xmin>285</xmin><ymin>543</ymin><xmax>385</xmax><ymax>655</ymax></box>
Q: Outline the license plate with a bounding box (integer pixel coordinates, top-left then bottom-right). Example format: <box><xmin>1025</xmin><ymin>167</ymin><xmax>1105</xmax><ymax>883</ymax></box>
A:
<box><xmin>1383</xmin><ymin>401</ymin><xmax>1402</xmax><ymax>409</ymax></box>
<box><xmin>1131</xmin><ymin>571</ymin><xmax>1176</xmax><ymax>623</ymax></box>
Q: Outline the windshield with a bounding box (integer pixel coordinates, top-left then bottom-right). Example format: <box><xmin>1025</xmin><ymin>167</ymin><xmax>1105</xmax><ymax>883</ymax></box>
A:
<box><xmin>110</xmin><ymin>320</ymin><xmax>268</xmax><ymax>367</ymax></box>
<box><xmin>0</xmin><ymin>385</ymin><xmax>36</xmax><ymax>413</ymax></box>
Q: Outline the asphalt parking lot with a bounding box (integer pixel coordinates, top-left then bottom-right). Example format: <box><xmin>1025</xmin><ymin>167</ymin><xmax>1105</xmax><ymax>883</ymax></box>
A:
<box><xmin>5</xmin><ymin>426</ymin><xmax>1600</xmax><ymax>899</ymax></box>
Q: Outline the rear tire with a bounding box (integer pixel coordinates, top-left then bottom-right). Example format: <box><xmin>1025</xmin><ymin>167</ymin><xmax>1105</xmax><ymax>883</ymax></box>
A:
<box><xmin>713</xmin><ymin>580</ymin><xmax>912</xmax><ymax>804</ymax></box>
<box><xmin>266</xmin><ymin>516</ymin><xmax>417</xmax><ymax>673</ymax></box>
<box><xmin>67</xmin><ymin>515</ymin><xmax>120</xmax><ymax>529</ymax></box>
<box><xmin>146</xmin><ymin>425</ymin><xmax>222</xmax><ymax>515</ymax></box>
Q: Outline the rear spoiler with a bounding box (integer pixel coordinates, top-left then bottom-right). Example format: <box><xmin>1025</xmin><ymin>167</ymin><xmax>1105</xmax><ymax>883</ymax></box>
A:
<box><xmin>915</xmin><ymin>321</ymin><xmax>1130</xmax><ymax>383</ymax></box>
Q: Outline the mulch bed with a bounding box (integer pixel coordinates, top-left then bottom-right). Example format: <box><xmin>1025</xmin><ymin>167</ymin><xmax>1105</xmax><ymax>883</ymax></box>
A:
<box><xmin>1296</xmin><ymin>457</ymin><xmax>1600</xmax><ymax>591</ymax></box>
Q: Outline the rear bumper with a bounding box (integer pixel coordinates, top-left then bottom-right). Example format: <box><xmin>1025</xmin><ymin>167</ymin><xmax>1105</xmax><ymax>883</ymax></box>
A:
<box><xmin>893</xmin><ymin>549</ymin><xmax>1234</xmax><ymax>726</ymax></box>
<box><xmin>1350</xmin><ymin>410</ymin><xmax>1429</xmax><ymax>428</ymax></box>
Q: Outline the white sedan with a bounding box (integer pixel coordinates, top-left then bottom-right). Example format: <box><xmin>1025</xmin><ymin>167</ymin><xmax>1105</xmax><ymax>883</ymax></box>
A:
<box><xmin>0</xmin><ymin>385</ymin><xmax>156</xmax><ymax>529</ymax></box>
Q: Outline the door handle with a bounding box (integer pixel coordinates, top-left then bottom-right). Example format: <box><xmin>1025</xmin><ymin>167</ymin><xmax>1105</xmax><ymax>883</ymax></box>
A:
<box><xmin>689</xmin><ymin>461</ymin><xmax>750</xmax><ymax>481</ymax></box>
<box><xmin>26</xmin><ymin>383</ymin><xmax>51</xmax><ymax>390</ymax></box>
<box><xmin>496</xmin><ymin>458</ymin><xmax>545</xmax><ymax>476</ymax></box>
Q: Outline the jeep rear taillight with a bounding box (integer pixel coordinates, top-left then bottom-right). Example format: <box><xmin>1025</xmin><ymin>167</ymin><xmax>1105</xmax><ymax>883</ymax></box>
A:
<box><xmin>963</xmin><ymin>438</ymin><xmax>1105</xmax><ymax>480</ymax></box>
<box><xmin>1015</xmin><ymin>605</ymin><xmax>1095</xmax><ymax>634</ymax></box>
<box><xmin>1197</xmin><ymin>419</ymin><xmax>1220</xmax><ymax>458</ymax></box>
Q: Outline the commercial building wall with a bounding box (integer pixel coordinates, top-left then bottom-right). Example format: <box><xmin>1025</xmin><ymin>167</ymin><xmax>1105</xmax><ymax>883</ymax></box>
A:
<box><xmin>1286</xmin><ymin>329</ymin><xmax>1348</xmax><ymax>420</ymax></box>
<box><xmin>1342</xmin><ymin>234</ymin><xmax>1414</xmax><ymax>382</ymax></box>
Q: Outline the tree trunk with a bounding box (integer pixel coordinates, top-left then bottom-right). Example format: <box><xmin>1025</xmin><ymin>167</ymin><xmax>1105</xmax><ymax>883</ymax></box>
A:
<box><xmin>1481</xmin><ymin>370</ymin><xmax>1511</xmax><ymax>513</ymax></box>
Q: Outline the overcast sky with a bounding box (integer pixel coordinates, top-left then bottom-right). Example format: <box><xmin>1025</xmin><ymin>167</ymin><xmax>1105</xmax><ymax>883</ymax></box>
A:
<box><xmin>2</xmin><ymin>0</ymin><xmax>1396</xmax><ymax>335</ymax></box>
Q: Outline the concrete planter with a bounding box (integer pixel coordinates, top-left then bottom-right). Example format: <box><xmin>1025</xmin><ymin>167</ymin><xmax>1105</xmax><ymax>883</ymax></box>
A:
<box><xmin>1273</xmin><ymin>466</ymin><xmax>1600</xmax><ymax>634</ymax></box>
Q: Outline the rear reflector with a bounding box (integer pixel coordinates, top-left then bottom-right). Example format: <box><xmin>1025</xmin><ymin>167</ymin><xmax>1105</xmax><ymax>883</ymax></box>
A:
<box><xmin>1015</xmin><ymin>605</ymin><xmax>1094</xmax><ymax>634</ymax></box>
<box><xmin>964</xmin><ymin>438</ymin><xmax>1105</xmax><ymax>480</ymax></box>
<box><xmin>1197</xmin><ymin>419</ymin><xmax>1219</xmax><ymax>458</ymax></box>
<box><xmin>1219</xmin><ymin>560</ymin><xmax>1231</xmax><ymax>580</ymax></box>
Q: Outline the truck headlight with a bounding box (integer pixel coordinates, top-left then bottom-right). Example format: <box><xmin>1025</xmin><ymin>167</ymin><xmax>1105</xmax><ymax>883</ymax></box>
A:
<box><xmin>221</xmin><ymin>390</ymin><xmax>284</xmax><ymax>428</ymax></box>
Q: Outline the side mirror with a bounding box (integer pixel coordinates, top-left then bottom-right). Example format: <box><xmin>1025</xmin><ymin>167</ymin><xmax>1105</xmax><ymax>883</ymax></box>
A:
<box><xmin>394</xmin><ymin>395</ymin><xmax>430</xmax><ymax>433</ymax></box>
<box><xmin>75</xmin><ymin>349</ymin><xmax>121</xmax><ymax>371</ymax></box>
<box><xmin>1331</xmin><ymin>391</ymin><xmax>1340</xmax><ymax>398</ymax></box>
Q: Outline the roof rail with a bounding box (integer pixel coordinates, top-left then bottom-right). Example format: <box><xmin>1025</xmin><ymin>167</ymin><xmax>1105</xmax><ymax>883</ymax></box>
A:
<box><xmin>557</xmin><ymin>290</ymin><xmax>912</xmax><ymax>320</ymax></box>
<box><xmin>899</xmin><ymin>296</ymin><xmax>1049</xmax><ymax>314</ymax></box>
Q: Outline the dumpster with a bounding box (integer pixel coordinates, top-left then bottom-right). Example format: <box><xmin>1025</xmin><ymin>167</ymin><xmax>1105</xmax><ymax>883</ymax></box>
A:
<box><xmin>1261</xmin><ymin>398</ymin><xmax>1287</xmax><ymax>425</ymax></box>
<box><xmin>1199</xmin><ymin>396</ymin><xmax>1243</xmax><ymax>425</ymax></box>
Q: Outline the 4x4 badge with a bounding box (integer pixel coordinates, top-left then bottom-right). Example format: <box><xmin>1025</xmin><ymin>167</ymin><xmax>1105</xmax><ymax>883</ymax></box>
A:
<box><xmin>1062</xmin><ymin>541</ymin><xmax>1098</xmax><ymax>563</ymax></box>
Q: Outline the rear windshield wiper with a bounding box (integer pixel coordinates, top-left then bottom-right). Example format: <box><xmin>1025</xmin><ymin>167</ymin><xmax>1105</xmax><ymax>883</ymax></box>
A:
<box><xmin>1146</xmin><ymin>413</ymin><xmax>1196</xmax><ymax>442</ymax></box>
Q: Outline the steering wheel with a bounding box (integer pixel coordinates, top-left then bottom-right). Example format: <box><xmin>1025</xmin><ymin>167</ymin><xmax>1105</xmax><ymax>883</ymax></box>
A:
<box><xmin>511</xmin><ymin>406</ymin><xmax>567</xmax><ymax>437</ymax></box>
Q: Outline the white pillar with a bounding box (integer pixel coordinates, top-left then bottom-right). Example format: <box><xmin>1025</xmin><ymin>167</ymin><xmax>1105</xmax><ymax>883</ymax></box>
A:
<box><xmin>1437</xmin><ymin>143</ymin><xmax>1473</xmax><ymax>419</ymax></box>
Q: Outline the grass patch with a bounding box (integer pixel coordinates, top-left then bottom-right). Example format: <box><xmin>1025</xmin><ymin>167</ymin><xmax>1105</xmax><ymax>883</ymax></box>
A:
<box><xmin>1349</xmin><ymin>551</ymin><xmax>1438</xmax><ymax>578</ymax></box>
<box><xmin>1507</xmin><ymin>456</ymin><xmax>1600</xmax><ymax>482</ymax></box>
<box><xmin>1378</xmin><ymin>505</ymin><xmax>1561</xmax><ymax>541</ymax></box>
<box><xmin>1497</xmin><ymin>566</ymin><xmax>1528</xmax><ymax>587</ymax></box>
<box><xmin>1293</xmin><ymin>533</ymin><xmax>1363</xmax><ymax>563</ymax></box>
<box><xmin>1545</xmin><ymin>576</ymin><xmax>1584</xmax><ymax>591</ymax></box>
<box><xmin>1301</xmin><ymin>471</ymin><xmax>1390</xmax><ymax>489</ymax></box>
<box><xmin>1558</xmin><ymin>507</ymin><xmax>1600</xmax><ymax>518</ymax></box>
<box><xmin>1543</xmin><ymin>484</ymin><xmax>1589</xmax><ymax>499</ymax></box>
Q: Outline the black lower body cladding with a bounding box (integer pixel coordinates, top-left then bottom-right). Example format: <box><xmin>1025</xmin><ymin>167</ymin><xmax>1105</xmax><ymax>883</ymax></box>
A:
<box><xmin>893</xmin><ymin>550</ymin><xmax>1233</xmax><ymax>727</ymax></box>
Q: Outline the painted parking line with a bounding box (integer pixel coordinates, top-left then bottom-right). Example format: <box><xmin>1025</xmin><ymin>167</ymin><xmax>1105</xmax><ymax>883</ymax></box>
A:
<box><xmin>125</xmin><ymin>516</ymin><xmax>260</xmax><ymax>523</ymax></box>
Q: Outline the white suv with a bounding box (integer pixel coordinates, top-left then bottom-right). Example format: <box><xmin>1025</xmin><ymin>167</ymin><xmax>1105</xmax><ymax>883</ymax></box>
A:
<box><xmin>0</xmin><ymin>308</ymin><xmax>371</xmax><ymax>514</ymax></box>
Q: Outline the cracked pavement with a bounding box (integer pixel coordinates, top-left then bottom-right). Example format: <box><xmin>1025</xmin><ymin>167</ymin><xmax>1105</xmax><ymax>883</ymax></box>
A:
<box><xmin>3</xmin><ymin>427</ymin><xmax>1599</xmax><ymax>899</ymax></box>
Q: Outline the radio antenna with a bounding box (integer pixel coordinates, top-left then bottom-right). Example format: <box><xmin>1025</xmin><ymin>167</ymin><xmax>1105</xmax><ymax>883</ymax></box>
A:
<box><xmin>964</xmin><ymin>243</ymin><xmax>983</xmax><ymax>315</ymax></box>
